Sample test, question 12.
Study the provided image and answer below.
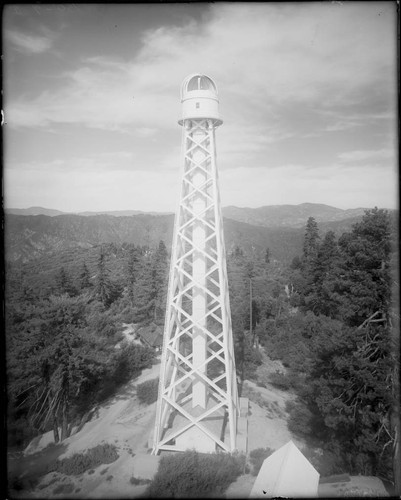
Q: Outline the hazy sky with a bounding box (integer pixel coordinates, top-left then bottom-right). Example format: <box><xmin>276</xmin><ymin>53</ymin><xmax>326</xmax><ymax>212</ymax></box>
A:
<box><xmin>3</xmin><ymin>2</ymin><xmax>398</xmax><ymax>212</ymax></box>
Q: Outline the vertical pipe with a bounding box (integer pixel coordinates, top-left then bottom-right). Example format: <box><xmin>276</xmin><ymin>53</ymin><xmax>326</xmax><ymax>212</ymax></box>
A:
<box><xmin>250</xmin><ymin>278</ymin><xmax>252</xmax><ymax>341</ymax></box>
<box><xmin>191</xmin><ymin>124</ymin><xmax>207</xmax><ymax>409</ymax></box>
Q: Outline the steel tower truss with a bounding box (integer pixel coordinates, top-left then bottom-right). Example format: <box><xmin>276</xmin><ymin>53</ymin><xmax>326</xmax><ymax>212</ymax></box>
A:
<box><xmin>152</xmin><ymin>117</ymin><xmax>238</xmax><ymax>454</ymax></box>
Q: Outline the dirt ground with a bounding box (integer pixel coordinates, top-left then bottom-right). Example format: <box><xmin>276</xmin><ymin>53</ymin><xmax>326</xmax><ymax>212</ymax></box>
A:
<box><xmin>10</xmin><ymin>364</ymin><xmax>301</xmax><ymax>499</ymax></box>
<box><xmin>9</xmin><ymin>359</ymin><xmax>161</xmax><ymax>499</ymax></box>
<box><xmin>7</xmin><ymin>332</ymin><xmax>389</xmax><ymax>498</ymax></box>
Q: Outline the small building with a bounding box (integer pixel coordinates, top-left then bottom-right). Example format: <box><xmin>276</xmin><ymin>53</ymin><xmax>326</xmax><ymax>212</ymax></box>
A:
<box><xmin>136</xmin><ymin>323</ymin><xmax>163</xmax><ymax>352</ymax></box>
<box><xmin>249</xmin><ymin>440</ymin><xmax>320</xmax><ymax>498</ymax></box>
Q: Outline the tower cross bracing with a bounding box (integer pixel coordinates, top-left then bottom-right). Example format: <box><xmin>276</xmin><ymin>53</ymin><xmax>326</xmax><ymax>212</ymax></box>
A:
<box><xmin>152</xmin><ymin>75</ymin><xmax>238</xmax><ymax>455</ymax></box>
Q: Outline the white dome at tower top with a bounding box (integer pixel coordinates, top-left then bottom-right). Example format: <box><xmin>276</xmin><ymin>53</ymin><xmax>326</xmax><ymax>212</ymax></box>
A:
<box><xmin>181</xmin><ymin>74</ymin><xmax>218</xmax><ymax>100</ymax></box>
<box><xmin>179</xmin><ymin>73</ymin><xmax>222</xmax><ymax>125</ymax></box>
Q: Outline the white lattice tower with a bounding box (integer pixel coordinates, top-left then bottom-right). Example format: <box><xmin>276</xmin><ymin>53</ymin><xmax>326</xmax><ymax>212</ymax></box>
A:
<box><xmin>152</xmin><ymin>74</ymin><xmax>238</xmax><ymax>455</ymax></box>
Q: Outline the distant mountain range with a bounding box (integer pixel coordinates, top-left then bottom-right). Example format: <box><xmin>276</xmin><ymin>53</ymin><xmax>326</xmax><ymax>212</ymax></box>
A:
<box><xmin>5</xmin><ymin>203</ymin><xmax>392</xmax><ymax>265</ymax></box>
<box><xmin>222</xmin><ymin>203</ymin><xmax>370</xmax><ymax>228</ymax></box>
<box><xmin>5</xmin><ymin>206</ymin><xmax>171</xmax><ymax>217</ymax></box>
<box><xmin>5</xmin><ymin>203</ymin><xmax>376</xmax><ymax>224</ymax></box>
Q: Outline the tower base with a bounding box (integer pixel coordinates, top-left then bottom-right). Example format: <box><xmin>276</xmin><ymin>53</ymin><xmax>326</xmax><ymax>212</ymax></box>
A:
<box><xmin>156</xmin><ymin>393</ymin><xmax>230</xmax><ymax>453</ymax></box>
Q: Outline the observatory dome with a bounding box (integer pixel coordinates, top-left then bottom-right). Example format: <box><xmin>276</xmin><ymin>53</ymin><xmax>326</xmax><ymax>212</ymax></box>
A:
<box><xmin>179</xmin><ymin>74</ymin><xmax>222</xmax><ymax>125</ymax></box>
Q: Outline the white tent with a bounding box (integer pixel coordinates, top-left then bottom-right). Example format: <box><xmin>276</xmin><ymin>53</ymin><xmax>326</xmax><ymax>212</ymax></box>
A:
<box><xmin>249</xmin><ymin>440</ymin><xmax>320</xmax><ymax>498</ymax></box>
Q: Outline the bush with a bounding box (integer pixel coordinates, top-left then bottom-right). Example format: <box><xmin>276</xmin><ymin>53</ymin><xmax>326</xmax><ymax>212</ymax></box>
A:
<box><xmin>147</xmin><ymin>450</ymin><xmax>245</xmax><ymax>497</ymax></box>
<box><xmin>302</xmin><ymin>446</ymin><xmax>346</xmax><ymax>477</ymax></box>
<box><xmin>287</xmin><ymin>402</ymin><xmax>313</xmax><ymax>437</ymax></box>
<box><xmin>89</xmin><ymin>310</ymin><xmax>118</xmax><ymax>338</ymax></box>
<box><xmin>119</xmin><ymin>306</ymin><xmax>137</xmax><ymax>324</ymax></box>
<box><xmin>130</xmin><ymin>476</ymin><xmax>150</xmax><ymax>485</ymax></box>
<box><xmin>53</xmin><ymin>483</ymin><xmax>74</xmax><ymax>495</ymax></box>
<box><xmin>47</xmin><ymin>443</ymin><xmax>119</xmax><ymax>476</ymax></box>
<box><xmin>137</xmin><ymin>378</ymin><xmax>159</xmax><ymax>405</ymax></box>
<box><xmin>268</xmin><ymin>372</ymin><xmax>291</xmax><ymax>391</ymax></box>
<box><xmin>112</xmin><ymin>343</ymin><xmax>155</xmax><ymax>385</ymax></box>
<box><xmin>9</xmin><ymin>475</ymin><xmax>39</xmax><ymax>492</ymax></box>
<box><xmin>249</xmin><ymin>447</ymin><xmax>273</xmax><ymax>476</ymax></box>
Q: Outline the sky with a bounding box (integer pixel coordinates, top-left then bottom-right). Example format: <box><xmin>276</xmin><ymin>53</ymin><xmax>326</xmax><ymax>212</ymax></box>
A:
<box><xmin>3</xmin><ymin>2</ymin><xmax>398</xmax><ymax>213</ymax></box>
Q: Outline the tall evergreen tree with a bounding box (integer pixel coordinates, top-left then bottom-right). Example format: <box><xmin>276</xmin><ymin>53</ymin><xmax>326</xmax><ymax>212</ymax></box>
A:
<box><xmin>299</xmin><ymin>208</ymin><xmax>395</xmax><ymax>480</ymax></box>
<box><xmin>134</xmin><ymin>241</ymin><xmax>169</xmax><ymax>322</ymax></box>
<box><xmin>150</xmin><ymin>240</ymin><xmax>169</xmax><ymax>322</ymax></box>
<box><xmin>94</xmin><ymin>247</ymin><xmax>120</xmax><ymax>307</ymax></box>
<box><xmin>334</xmin><ymin>208</ymin><xmax>391</xmax><ymax>326</ymax></box>
<box><xmin>79</xmin><ymin>261</ymin><xmax>92</xmax><ymax>291</ymax></box>
<box><xmin>127</xmin><ymin>246</ymin><xmax>140</xmax><ymax>305</ymax></box>
<box><xmin>305</xmin><ymin>230</ymin><xmax>341</xmax><ymax>316</ymax></box>
<box><xmin>303</xmin><ymin>217</ymin><xmax>320</xmax><ymax>263</ymax></box>
<box><xmin>265</xmin><ymin>247</ymin><xmax>271</xmax><ymax>264</ymax></box>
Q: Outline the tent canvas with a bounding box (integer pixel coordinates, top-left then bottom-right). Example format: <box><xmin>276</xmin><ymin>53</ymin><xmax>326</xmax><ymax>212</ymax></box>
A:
<box><xmin>249</xmin><ymin>440</ymin><xmax>320</xmax><ymax>498</ymax></box>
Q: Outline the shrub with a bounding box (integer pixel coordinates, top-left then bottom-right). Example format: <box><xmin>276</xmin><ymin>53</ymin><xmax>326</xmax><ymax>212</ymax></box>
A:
<box><xmin>285</xmin><ymin>399</ymin><xmax>296</xmax><ymax>413</ymax></box>
<box><xmin>249</xmin><ymin>447</ymin><xmax>273</xmax><ymax>476</ymax></box>
<box><xmin>47</xmin><ymin>443</ymin><xmax>119</xmax><ymax>476</ymax></box>
<box><xmin>130</xmin><ymin>476</ymin><xmax>150</xmax><ymax>485</ymax></box>
<box><xmin>89</xmin><ymin>310</ymin><xmax>118</xmax><ymax>338</ymax></box>
<box><xmin>9</xmin><ymin>475</ymin><xmax>39</xmax><ymax>492</ymax></box>
<box><xmin>287</xmin><ymin>402</ymin><xmax>313</xmax><ymax>437</ymax></box>
<box><xmin>268</xmin><ymin>371</ymin><xmax>291</xmax><ymax>391</ymax></box>
<box><xmin>302</xmin><ymin>447</ymin><xmax>346</xmax><ymax>477</ymax></box>
<box><xmin>112</xmin><ymin>343</ymin><xmax>155</xmax><ymax>385</ymax></box>
<box><xmin>137</xmin><ymin>378</ymin><xmax>159</xmax><ymax>405</ymax></box>
<box><xmin>147</xmin><ymin>450</ymin><xmax>244</xmax><ymax>497</ymax></box>
<box><xmin>53</xmin><ymin>483</ymin><xmax>74</xmax><ymax>495</ymax></box>
<box><xmin>119</xmin><ymin>306</ymin><xmax>137</xmax><ymax>324</ymax></box>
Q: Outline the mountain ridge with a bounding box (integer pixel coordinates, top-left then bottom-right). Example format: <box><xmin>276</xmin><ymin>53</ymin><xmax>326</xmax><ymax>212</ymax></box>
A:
<box><xmin>6</xmin><ymin>203</ymin><xmax>392</xmax><ymax>265</ymax></box>
<box><xmin>6</xmin><ymin>202</ymin><xmax>389</xmax><ymax>226</ymax></box>
<box><xmin>222</xmin><ymin>203</ymin><xmax>374</xmax><ymax>228</ymax></box>
<box><xmin>5</xmin><ymin>207</ymin><xmax>172</xmax><ymax>217</ymax></box>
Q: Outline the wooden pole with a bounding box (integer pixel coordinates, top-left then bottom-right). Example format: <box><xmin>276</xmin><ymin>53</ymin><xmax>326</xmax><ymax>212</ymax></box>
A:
<box><xmin>250</xmin><ymin>278</ymin><xmax>252</xmax><ymax>341</ymax></box>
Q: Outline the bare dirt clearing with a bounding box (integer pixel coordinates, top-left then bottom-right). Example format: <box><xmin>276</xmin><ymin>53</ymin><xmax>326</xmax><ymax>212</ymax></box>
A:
<box><xmin>10</xmin><ymin>358</ymin><xmax>161</xmax><ymax>499</ymax></box>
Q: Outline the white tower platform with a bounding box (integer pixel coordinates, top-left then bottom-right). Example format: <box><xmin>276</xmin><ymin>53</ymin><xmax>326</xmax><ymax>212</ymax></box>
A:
<box><xmin>152</xmin><ymin>74</ymin><xmax>239</xmax><ymax>455</ymax></box>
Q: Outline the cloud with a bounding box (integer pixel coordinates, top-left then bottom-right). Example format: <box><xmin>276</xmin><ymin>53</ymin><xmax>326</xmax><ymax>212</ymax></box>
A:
<box><xmin>338</xmin><ymin>149</ymin><xmax>395</xmax><ymax>163</ymax></box>
<box><xmin>135</xmin><ymin>127</ymin><xmax>158</xmax><ymax>138</ymax></box>
<box><xmin>5</xmin><ymin>29</ymin><xmax>54</xmax><ymax>54</ymax></box>
<box><xmin>5</xmin><ymin>2</ymin><xmax>396</xmax><ymax>135</ymax></box>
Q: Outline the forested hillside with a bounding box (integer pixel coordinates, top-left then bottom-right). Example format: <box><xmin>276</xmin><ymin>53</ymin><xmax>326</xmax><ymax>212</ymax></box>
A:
<box><xmin>5</xmin><ymin>207</ymin><xmax>399</xmax><ymax>493</ymax></box>
<box><xmin>5</xmin><ymin>202</ymin><xmax>375</xmax><ymax>265</ymax></box>
<box><xmin>5</xmin><ymin>213</ymin><xmax>305</xmax><ymax>265</ymax></box>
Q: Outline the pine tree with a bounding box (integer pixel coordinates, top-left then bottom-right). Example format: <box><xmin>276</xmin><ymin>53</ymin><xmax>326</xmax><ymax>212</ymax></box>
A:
<box><xmin>303</xmin><ymin>217</ymin><xmax>320</xmax><ymax>263</ymax></box>
<box><xmin>56</xmin><ymin>267</ymin><xmax>77</xmax><ymax>297</ymax></box>
<box><xmin>265</xmin><ymin>247</ymin><xmax>271</xmax><ymax>264</ymax></box>
<box><xmin>79</xmin><ymin>262</ymin><xmax>92</xmax><ymax>291</ymax></box>
<box><xmin>305</xmin><ymin>230</ymin><xmax>340</xmax><ymax>316</ymax></box>
<box><xmin>94</xmin><ymin>247</ymin><xmax>120</xmax><ymax>307</ymax></box>
<box><xmin>150</xmin><ymin>240</ymin><xmax>169</xmax><ymax>323</ymax></box>
<box><xmin>335</xmin><ymin>208</ymin><xmax>391</xmax><ymax>326</ymax></box>
<box><xmin>300</xmin><ymin>208</ymin><xmax>395</xmax><ymax>479</ymax></box>
<box><xmin>127</xmin><ymin>247</ymin><xmax>140</xmax><ymax>305</ymax></box>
